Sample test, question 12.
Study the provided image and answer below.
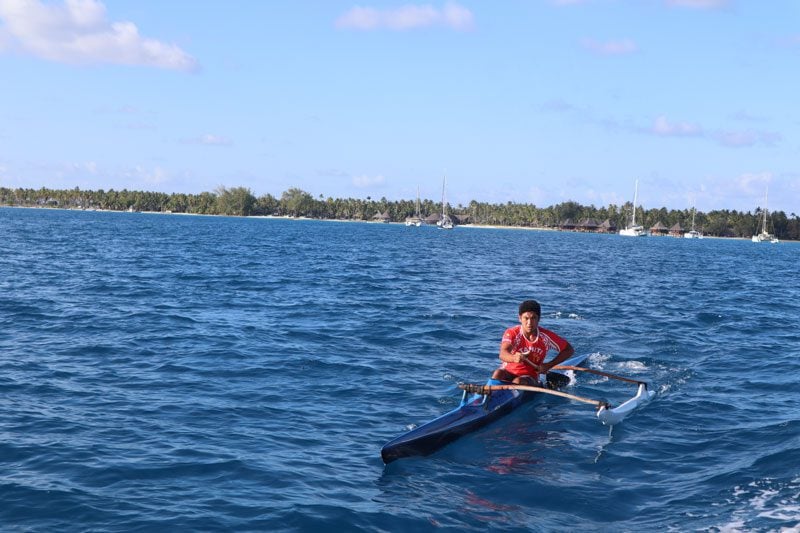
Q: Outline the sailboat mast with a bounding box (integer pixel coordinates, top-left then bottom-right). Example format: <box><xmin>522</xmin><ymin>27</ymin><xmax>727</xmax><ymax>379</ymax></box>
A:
<box><xmin>441</xmin><ymin>176</ymin><xmax>447</xmax><ymax>218</ymax></box>
<box><xmin>631</xmin><ymin>179</ymin><xmax>639</xmax><ymax>226</ymax></box>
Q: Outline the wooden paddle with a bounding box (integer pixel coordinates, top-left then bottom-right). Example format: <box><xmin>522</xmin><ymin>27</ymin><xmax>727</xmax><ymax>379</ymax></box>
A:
<box><xmin>552</xmin><ymin>365</ymin><xmax>646</xmax><ymax>385</ymax></box>
<box><xmin>458</xmin><ymin>382</ymin><xmax>608</xmax><ymax>408</ymax></box>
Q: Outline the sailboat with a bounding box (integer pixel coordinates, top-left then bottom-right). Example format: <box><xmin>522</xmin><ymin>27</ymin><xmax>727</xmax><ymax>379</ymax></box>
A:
<box><xmin>683</xmin><ymin>205</ymin><xmax>703</xmax><ymax>239</ymax></box>
<box><xmin>405</xmin><ymin>187</ymin><xmax>423</xmax><ymax>226</ymax></box>
<box><xmin>619</xmin><ymin>179</ymin><xmax>647</xmax><ymax>237</ymax></box>
<box><xmin>751</xmin><ymin>187</ymin><xmax>779</xmax><ymax>243</ymax></box>
<box><xmin>437</xmin><ymin>176</ymin><xmax>454</xmax><ymax>230</ymax></box>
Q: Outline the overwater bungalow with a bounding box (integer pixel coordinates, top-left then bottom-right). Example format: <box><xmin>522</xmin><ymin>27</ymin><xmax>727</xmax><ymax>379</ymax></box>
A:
<box><xmin>560</xmin><ymin>219</ymin><xmax>576</xmax><ymax>231</ymax></box>
<box><xmin>424</xmin><ymin>213</ymin><xmax>441</xmax><ymax>226</ymax></box>
<box><xmin>599</xmin><ymin>219</ymin><xmax>617</xmax><ymax>234</ymax></box>
<box><xmin>668</xmin><ymin>222</ymin><xmax>684</xmax><ymax>238</ymax></box>
<box><xmin>578</xmin><ymin>218</ymin><xmax>600</xmax><ymax>232</ymax></box>
<box><xmin>372</xmin><ymin>211</ymin><xmax>390</xmax><ymax>223</ymax></box>
<box><xmin>649</xmin><ymin>221</ymin><xmax>669</xmax><ymax>236</ymax></box>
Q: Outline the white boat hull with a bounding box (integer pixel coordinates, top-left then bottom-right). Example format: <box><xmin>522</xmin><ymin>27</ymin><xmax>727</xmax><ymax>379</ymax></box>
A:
<box><xmin>620</xmin><ymin>180</ymin><xmax>646</xmax><ymax>237</ymax></box>
<box><xmin>752</xmin><ymin>232</ymin><xmax>778</xmax><ymax>243</ymax></box>
<box><xmin>752</xmin><ymin>187</ymin><xmax>778</xmax><ymax>243</ymax></box>
<box><xmin>619</xmin><ymin>226</ymin><xmax>647</xmax><ymax>237</ymax></box>
<box><xmin>597</xmin><ymin>383</ymin><xmax>655</xmax><ymax>426</ymax></box>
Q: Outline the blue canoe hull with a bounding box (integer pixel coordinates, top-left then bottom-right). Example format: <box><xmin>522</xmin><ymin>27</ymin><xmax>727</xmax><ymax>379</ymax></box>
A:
<box><xmin>381</xmin><ymin>353</ymin><xmax>589</xmax><ymax>464</ymax></box>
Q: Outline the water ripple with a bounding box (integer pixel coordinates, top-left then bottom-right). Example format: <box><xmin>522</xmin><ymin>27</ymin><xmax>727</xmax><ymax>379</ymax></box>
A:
<box><xmin>1</xmin><ymin>208</ymin><xmax>798</xmax><ymax>531</ymax></box>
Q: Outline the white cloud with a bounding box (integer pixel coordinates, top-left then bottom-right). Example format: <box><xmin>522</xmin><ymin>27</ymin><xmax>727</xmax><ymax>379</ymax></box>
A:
<box><xmin>543</xmin><ymin>103</ymin><xmax>780</xmax><ymax>150</ymax></box>
<box><xmin>729</xmin><ymin>109</ymin><xmax>765</xmax><ymax>122</ymax></box>
<box><xmin>665</xmin><ymin>0</ymin><xmax>731</xmax><ymax>9</ymax></box>
<box><xmin>336</xmin><ymin>2</ymin><xmax>474</xmax><ymax>31</ymax></box>
<box><xmin>199</xmin><ymin>134</ymin><xmax>231</xmax><ymax>146</ymax></box>
<box><xmin>126</xmin><ymin>165</ymin><xmax>168</xmax><ymax>185</ymax></box>
<box><xmin>317</xmin><ymin>168</ymin><xmax>350</xmax><ymax>178</ymax></box>
<box><xmin>713</xmin><ymin>129</ymin><xmax>781</xmax><ymax>148</ymax></box>
<box><xmin>651</xmin><ymin>115</ymin><xmax>704</xmax><ymax>137</ymax></box>
<box><xmin>0</xmin><ymin>0</ymin><xmax>197</xmax><ymax>71</ymax></box>
<box><xmin>352</xmin><ymin>174</ymin><xmax>386</xmax><ymax>187</ymax></box>
<box><xmin>581</xmin><ymin>38</ymin><xmax>637</xmax><ymax>55</ymax></box>
<box><xmin>441</xmin><ymin>2</ymin><xmax>473</xmax><ymax>30</ymax></box>
<box><xmin>182</xmin><ymin>134</ymin><xmax>232</xmax><ymax>146</ymax></box>
<box><xmin>651</xmin><ymin>116</ymin><xmax>779</xmax><ymax>147</ymax></box>
<box><xmin>55</xmin><ymin>161</ymin><xmax>99</xmax><ymax>177</ymax></box>
<box><xmin>733</xmin><ymin>172</ymin><xmax>771</xmax><ymax>197</ymax></box>
<box><xmin>0</xmin><ymin>159</ymin><xmax>180</xmax><ymax>191</ymax></box>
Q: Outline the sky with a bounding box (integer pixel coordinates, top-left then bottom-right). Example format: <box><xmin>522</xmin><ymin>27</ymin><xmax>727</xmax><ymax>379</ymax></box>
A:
<box><xmin>1</xmin><ymin>0</ymin><xmax>799</xmax><ymax>214</ymax></box>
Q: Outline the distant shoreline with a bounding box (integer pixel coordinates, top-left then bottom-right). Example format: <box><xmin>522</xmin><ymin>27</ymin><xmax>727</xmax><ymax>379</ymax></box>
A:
<box><xmin>4</xmin><ymin>204</ymin><xmax>791</xmax><ymax>242</ymax></box>
<box><xmin>3</xmin><ymin>184</ymin><xmax>794</xmax><ymax>241</ymax></box>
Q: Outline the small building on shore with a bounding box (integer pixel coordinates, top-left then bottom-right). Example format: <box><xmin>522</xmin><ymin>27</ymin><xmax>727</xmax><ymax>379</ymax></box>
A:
<box><xmin>559</xmin><ymin>219</ymin><xmax>576</xmax><ymax>231</ymax></box>
<box><xmin>650</xmin><ymin>221</ymin><xmax>669</xmax><ymax>236</ymax></box>
<box><xmin>425</xmin><ymin>213</ymin><xmax>442</xmax><ymax>226</ymax></box>
<box><xmin>669</xmin><ymin>222</ymin><xmax>684</xmax><ymax>238</ymax></box>
<box><xmin>372</xmin><ymin>211</ymin><xmax>390</xmax><ymax>223</ymax></box>
<box><xmin>599</xmin><ymin>219</ymin><xmax>617</xmax><ymax>234</ymax></box>
<box><xmin>577</xmin><ymin>218</ymin><xmax>600</xmax><ymax>232</ymax></box>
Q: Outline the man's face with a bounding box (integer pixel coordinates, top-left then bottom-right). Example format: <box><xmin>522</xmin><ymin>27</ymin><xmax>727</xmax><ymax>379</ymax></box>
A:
<box><xmin>519</xmin><ymin>311</ymin><xmax>540</xmax><ymax>335</ymax></box>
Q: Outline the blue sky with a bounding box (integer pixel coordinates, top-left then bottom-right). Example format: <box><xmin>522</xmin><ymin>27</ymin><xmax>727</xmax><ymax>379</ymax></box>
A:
<box><xmin>1</xmin><ymin>0</ymin><xmax>798</xmax><ymax>213</ymax></box>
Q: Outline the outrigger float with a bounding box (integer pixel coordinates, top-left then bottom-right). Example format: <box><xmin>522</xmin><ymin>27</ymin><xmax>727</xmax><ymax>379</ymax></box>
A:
<box><xmin>381</xmin><ymin>354</ymin><xmax>654</xmax><ymax>464</ymax></box>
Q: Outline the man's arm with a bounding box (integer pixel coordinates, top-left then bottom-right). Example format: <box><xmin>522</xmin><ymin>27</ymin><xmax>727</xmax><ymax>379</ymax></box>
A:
<box><xmin>499</xmin><ymin>341</ymin><xmax>526</xmax><ymax>364</ymax></box>
<box><xmin>541</xmin><ymin>341</ymin><xmax>575</xmax><ymax>372</ymax></box>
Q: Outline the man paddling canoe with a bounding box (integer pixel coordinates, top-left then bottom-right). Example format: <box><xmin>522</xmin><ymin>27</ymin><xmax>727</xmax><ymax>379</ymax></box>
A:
<box><xmin>491</xmin><ymin>299</ymin><xmax>575</xmax><ymax>387</ymax></box>
<box><xmin>381</xmin><ymin>300</ymin><xmax>653</xmax><ymax>462</ymax></box>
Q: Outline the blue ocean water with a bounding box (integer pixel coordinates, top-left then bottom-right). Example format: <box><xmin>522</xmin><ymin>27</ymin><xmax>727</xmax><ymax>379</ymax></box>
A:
<box><xmin>1</xmin><ymin>207</ymin><xmax>798</xmax><ymax>532</ymax></box>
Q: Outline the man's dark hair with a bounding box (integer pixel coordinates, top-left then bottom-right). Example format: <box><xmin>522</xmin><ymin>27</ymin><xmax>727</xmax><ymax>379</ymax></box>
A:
<box><xmin>518</xmin><ymin>300</ymin><xmax>541</xmax><ymax>317</ymax></box>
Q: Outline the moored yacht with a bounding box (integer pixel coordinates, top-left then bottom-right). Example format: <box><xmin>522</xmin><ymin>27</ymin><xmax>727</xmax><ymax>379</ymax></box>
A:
<box><xmin>619</xmin><ymin>179</ymin><xmax>647</xmax><ymax>237</ymax></box>
<box><xmin>751</xmin><ymin>187</ymin><xmax>779</xmax><ymax>243</ymax></box>
<box><xmin>684</xmin><ymin>205</ymin><xmax>703</xmax><ymax>239</ymax></box>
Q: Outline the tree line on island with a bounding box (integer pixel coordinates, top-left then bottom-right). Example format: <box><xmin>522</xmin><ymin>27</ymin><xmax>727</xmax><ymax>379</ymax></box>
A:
<box><xmin>2</xmin><ymin>185</ymin><xmax>798</xmax><ymax>241</ymax></box>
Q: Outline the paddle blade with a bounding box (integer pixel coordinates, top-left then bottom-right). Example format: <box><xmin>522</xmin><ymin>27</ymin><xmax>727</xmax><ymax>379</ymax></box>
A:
<box><xmin>596</xmin><ymin>383</ymin><xmax>655</xmax><ymax>426</ymax></box>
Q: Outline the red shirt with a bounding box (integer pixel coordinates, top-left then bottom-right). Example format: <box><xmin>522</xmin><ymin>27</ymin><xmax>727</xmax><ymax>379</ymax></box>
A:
<box><xmin>500</xmin><ymin>325</ymin><xmax>569</xmax><ymax>377</ymax></box>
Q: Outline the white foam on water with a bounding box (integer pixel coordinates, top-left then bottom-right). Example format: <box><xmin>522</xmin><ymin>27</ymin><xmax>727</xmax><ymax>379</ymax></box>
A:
<box><xmin>715</xmin><ymin>478</ymin><xmax>800</xmax><ymax>532</ymax></box>
<box><xmin>714</xmin><ymin>518</ymin><xmax>748</xmax><ymax>533</ymax></box>
<box><xmin>587</xmin><ymin>352</ymin><xmax>610</xmax><ymax>368</ymax></box>
<box><xmin>617</xmin><ymin>360</ymin><xmax>648</xmax><ymax>372</ymax></box>
<box><xmin>560</xmin><ymin>369</ymin><xmax>577</xmax><ymax>387</ymax></box>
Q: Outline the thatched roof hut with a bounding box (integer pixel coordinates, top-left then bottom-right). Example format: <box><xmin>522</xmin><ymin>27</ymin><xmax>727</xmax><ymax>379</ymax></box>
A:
<box><xmin>372</xmin><ymin>211</ymin><xmax>390</xmax><ymax>223</ymax></box>
<box><xmin>425</xmin><ymin>213</ymin><xmax>442</xmax><ymax>225</ymax></box>
<box><xmin>650</xmin><ymin>221</ymin><xmax>669</xmax><ymax>236</ymax></box>
<box><xmin>669</xmin><ymin>222</ymin><xmax>684</xmax><ymax>237</ymax></box>
<box><xmin>599</xmin><ymin>219</ymin><xmax>617</xmax><ymax>233</ymax></box>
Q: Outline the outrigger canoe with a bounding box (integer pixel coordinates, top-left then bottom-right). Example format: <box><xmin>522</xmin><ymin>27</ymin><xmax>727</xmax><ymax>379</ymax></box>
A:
<box><xmin>381</xmin><ymin>353</ymin><xmax>653</xmax><ymax>464</ymax></box>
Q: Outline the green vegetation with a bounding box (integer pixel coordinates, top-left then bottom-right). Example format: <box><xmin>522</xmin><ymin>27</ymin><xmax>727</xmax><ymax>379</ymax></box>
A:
<box><xmin>1</xmin><ymin>185</ymin><xmax>797</xmax><ymax>240</ymax></box>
